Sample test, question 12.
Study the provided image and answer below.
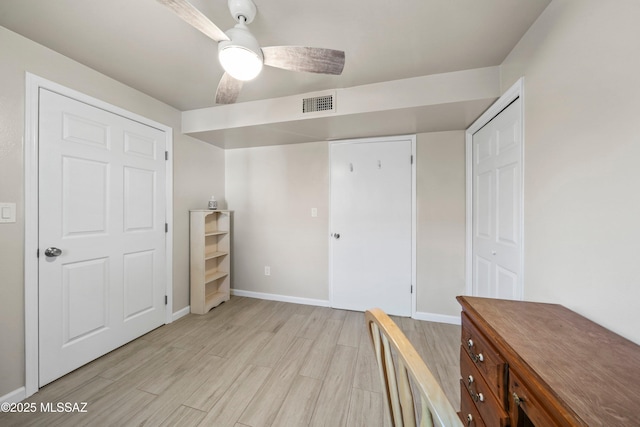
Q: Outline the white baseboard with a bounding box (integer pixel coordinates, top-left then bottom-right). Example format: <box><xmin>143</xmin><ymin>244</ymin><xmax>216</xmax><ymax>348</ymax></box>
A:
<box><xmin>231</xmin><ymin>289</ymin><xmax>330</xmax><ymax>307</ymax></box>
<box><xmin>1</xmin><ymin>386</ymin><xmax>26</xmax><ymax>404</ymax></box>
<box><xmin>413</xmin><ymin>311</ymin><xmax>461</xmax><ymax>325</ymax></box>
<box><xmin>172</xmin><ymin>306</ymin><xmax>190</xmax><ymax>321</ymax></box>
<box><xmin>229</xmin><ymin>289</ymin><xmax>458</xmax><ymax>325</ymax></box>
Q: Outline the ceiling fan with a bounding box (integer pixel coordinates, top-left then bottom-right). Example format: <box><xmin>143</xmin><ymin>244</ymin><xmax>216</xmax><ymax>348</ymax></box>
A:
<box><xmin>158</xmin><ymin>0</ymin><xmax>346</xmax><ymax>104</ymax></box>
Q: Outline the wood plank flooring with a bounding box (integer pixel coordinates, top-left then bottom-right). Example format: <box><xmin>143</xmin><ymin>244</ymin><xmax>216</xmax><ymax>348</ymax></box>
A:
<box><xmin>0</xmin><ymin>297</ymin><xmax>460</xmax><ymax>427</ymax></box>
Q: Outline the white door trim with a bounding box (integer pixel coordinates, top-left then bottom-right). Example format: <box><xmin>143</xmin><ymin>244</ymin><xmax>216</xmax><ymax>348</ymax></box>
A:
<box><xmin>24</xmin><ymin>73</ymin><xmax>174</xmax><ymax>397</ymax></box>
<box><xmin>328</xmin><ymin>134</ymin><xmax>417</xmax><ymax>317</ymax></box>
<box><xmin>465</xmin><ymin>78</ymin><xmax>525</xmax><ymax>296</ymax></box>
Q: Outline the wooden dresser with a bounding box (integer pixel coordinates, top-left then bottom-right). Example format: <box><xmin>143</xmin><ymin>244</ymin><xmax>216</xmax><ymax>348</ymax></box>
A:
<box><xmin>457</xmin><ymin>296</ymin><xmax>640</xmax><ymax>426</ymax></box>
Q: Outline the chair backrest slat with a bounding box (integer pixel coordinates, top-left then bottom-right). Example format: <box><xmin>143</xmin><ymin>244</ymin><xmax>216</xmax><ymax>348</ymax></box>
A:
<box><xmin>397</xmin><ymin>358</ymin><xmax>417</xmax><ymax>426</ymax></box>
<box><xmin>365</xmin><ymin>308</ymin><xmax>463</xmax><ymax>427</ymax></box>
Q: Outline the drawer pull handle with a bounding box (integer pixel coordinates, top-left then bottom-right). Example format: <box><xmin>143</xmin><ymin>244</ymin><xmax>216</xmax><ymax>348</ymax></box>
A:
<box><xmin>466</xmin><ymin>338</ymin><xmax>484</xmax><ymax>363</ymax></box>
<box><xmin>466</xmin><ymin>414</ymin><xmax>473</xmax><ymax>426</ymax></box>
<box><xmin>513</xmin><ymin>392</ymin><xmax>525</xmax><ymax>407</ymax></box>
<box><xmin>472</xmin><ymin>392</ymin><xmax>485</xmax><ymax>403</ymax></box>
<box><xmin>465</xmin><ymin>380</ymin><xmax>485</xmax><ymax>404</ymax></box>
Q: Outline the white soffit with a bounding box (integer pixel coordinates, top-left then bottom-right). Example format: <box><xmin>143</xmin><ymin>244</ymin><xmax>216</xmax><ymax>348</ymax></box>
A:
<box><xmin>182</xmin><ymin>66</ymin><xmax>500</xmax><ymax>149</ymax></box>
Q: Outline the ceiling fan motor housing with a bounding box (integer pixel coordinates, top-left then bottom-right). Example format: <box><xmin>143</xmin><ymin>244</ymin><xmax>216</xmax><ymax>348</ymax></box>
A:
<box><xmin>228</xmin><ymin>0</ymin><xmax>257</xmax><ymax>24</ymax></box>
<box><xmin>219</xmin><ymin>23</ymin><xmax>263</xmax><ymax>60</ymax></box>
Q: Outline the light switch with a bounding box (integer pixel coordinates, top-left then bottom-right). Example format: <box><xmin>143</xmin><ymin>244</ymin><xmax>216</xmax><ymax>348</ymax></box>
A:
<box><xmin>0</xmin><ymin>203</ymin><xmax>16</xmax><ymax>223</ymax></box>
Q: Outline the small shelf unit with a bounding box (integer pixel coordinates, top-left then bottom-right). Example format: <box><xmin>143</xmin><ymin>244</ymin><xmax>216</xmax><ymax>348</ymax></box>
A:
<box><xmin>190</xmin><ymin>209</ymin><xmax>231</xmax><ymax>314</ymax></box>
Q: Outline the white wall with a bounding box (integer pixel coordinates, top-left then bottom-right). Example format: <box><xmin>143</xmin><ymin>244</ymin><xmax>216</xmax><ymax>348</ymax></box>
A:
<box><xmin>500</xmin><ymin>0</ymin><xmax>640</xmax><ymax>343</ymax></box>
<box><xmin>225</xmin><ymin>133</ymin><xmax>467</xmax><ymax>317</ymax></box>
<box><xmin>0</xmin><ymin>26</ymin><xmax>224</xmax><ymax>397</ymax></box>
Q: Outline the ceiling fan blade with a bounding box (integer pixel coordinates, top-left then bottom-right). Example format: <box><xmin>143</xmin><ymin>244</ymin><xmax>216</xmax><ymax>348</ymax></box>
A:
<box><xmin>262</xmin><ymin>47</ymin><xmax>345</xmax><ymax>75</ymax></box>
<box><xmin>215</xmin><ymin>73</ymin><xmax>243</xmax><ymax>104</ymax></box>
<box><xmin>157</xmin><ymin>0</ymin><xmax>229</xmax><ymax>42</ymax></box>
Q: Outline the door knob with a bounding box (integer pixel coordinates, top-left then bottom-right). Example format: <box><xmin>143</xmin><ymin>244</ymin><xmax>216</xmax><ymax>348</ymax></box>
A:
<box><xmin>333</xmin><ymin>233</ymin><xmax>340</xmax><ymax>239</ymax></box>
<box><xmin>44</xmin><ymin>247</ymin><xmax>62</xmax><ymax>257</ymax></box>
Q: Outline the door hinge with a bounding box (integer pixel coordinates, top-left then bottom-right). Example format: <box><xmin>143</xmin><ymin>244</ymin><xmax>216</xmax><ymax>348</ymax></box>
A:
<box><xmin>411</xmin><ymin>285</ymin><xmax>413</xmax><ymax>294</ymax></box>
<box><xmin>37</xmin><ymin>249</ymin><xmax>39</xmax><ymax>258</ymax></box>
<box><xmin>165</xmin><ymin>295</ymin><xmax>168</xmax><ymax>305</ymax></box>
<box><xmin>165</xmin><ymin>223</ymin><xmax>168</xmax><ymax>233</ymax></box>
<box><xmin>410</xmin><ymin>155</ymin><xmax>413</xmax><ymax>164</ymax></box>
<box><xmin>165</xmin><ymin>151</ymin><xmax>168</xmax><ymax>160</ymax></box>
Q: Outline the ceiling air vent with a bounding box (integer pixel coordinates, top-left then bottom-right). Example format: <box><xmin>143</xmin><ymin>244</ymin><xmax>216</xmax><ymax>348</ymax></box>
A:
<box><xmin>302</xmin><ymin>92</ymin><xmax>336</xmax><ymax>114</ymax></box>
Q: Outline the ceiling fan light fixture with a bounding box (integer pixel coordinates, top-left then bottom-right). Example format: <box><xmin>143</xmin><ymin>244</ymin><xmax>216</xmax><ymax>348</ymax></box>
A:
<box><xmin>218</xmin><ymin>22</ymin><xmax>263</xmax><ymax>81</ymax></box>
<box><xmin>158</xmin><ymin>0</ymin><xmax>346</xmax><ymax>104</ymax></box>
<box><xmin>219</xmin><ymin>46</ymin><xmax>263</xmax><ymax>81</ymax></box>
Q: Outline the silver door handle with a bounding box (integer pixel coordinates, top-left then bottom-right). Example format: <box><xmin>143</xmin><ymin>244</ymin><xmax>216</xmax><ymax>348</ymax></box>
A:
<box><xmin>44</xmin><ymin>247</ymin><xmax>62</xmax><ymax>257</ymax></box>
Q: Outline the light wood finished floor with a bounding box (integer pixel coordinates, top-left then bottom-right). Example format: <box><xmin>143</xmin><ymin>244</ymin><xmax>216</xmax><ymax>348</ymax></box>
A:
<box><xmin>1</xmin><ymin>297</ymin><xmax>461</xmax><ymax>427</ymax></box>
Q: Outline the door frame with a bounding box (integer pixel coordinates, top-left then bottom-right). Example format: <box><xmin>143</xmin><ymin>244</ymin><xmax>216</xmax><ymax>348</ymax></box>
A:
<box><xmin>328</xmin><ymin>135</ymin><xmax>417</xmax><ymax>317</ymax></box>
<box><xmin>465</xmin><ymin>77</ymin><xmax>524</xmax><ymax>297</ymax></box>
<box><xmin>24</xmin><ymin>73</ymin><xmax>174</xmax><ymax>397</ymax></box>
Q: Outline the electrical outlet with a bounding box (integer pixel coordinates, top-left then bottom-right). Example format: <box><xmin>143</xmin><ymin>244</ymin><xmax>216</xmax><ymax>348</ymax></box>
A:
<box><xmin>264</xmin><ymin>266</ymin><xmax>271</xmax><ymax>276</ymax></box>
<box><xmin>311</xmin><ymin>208</ymin><xmax>318</xmax><ymax>217</ymax></box>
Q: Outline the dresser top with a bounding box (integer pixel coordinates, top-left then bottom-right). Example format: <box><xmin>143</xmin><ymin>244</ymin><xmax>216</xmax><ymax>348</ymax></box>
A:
<box><xmin>458</xmin><ymin>296</ymin><xmax>640</xmax><ymax>426</ymax></box>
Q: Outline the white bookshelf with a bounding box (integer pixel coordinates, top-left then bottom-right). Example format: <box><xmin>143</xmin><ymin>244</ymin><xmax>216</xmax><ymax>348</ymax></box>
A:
<box><xmin>190</xmin><ymin>210</ymin><xmax>231</xmax><ymax>314</ymax></box>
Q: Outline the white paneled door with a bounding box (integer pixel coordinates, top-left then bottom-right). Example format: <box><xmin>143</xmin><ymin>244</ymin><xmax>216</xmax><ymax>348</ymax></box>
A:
<box><xmin>38</xmin><ymin>89</ymin><xmax>167</xmax><ymax>386</ymax></box>
<box><xmin>472</xmin><ymin>98</ymin><xmax>523</xmax><ymax>299</ymax></box>
<box><xmin>330</xmin><ymin>137</ymin><xmax>413</xmax><ymax>316</ymax></box>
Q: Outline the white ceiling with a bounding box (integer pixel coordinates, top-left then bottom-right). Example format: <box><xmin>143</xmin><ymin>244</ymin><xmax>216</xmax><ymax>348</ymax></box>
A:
<box><xmin>0</xmin><ymin>0</ymin><xmax>550</xmax><ymax>112</ymax></box>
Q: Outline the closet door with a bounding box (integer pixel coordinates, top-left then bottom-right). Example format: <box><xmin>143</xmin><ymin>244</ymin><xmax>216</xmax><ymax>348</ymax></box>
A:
<box><xmin>38</xmin><ymin>88</ymin><xmax>167</xmax><ymax>386</ymax></box>
<box><xmin>330</xmin><ymin>136</ymin><xmax>413</xmax><ymax>316</ymax></box>
<box><xmin>472</xmin><ymin>98</ymin><xmax>523</xmax><ymax>300</ymax></box>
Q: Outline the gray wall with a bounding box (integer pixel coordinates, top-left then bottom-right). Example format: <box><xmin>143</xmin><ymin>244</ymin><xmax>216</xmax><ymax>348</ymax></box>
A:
<box><xmin>416</xmin><ymin>132</ymin><xmax>466</xmax><ymax>317</ymax></box>
<box><xmin>7</xmin><ymin>0</ymin><xmax>639</xmax><ymax>400</ymax></box>
<box><xmin>500</xmin><ymin>0</ymin><xmax>640</xmax><ymax>343</ymax></box>
<box><xmin>225</xmin><ymin>142</ymin><xmax>330</xmax><ymax>302</ymax></box>
<box><xmin>0</xmin><ymin>26</ymin><xmax>224</xmax><ymax>397</ymax></box>
<box><xmin>173</xmin><ymin>138</ymin><xmax>225</xmax><ymax>310</ymax></box>
<box><xmin>225</xmin><ymin>133</ymin><xmax>467</xmax><ymax>317</ymax></box>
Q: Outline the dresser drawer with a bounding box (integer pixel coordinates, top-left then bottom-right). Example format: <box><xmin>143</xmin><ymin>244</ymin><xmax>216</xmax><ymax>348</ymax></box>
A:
<box><xmin>509</xmin><ymin>370</ymin><xmax>559</xmax><ymax>427</ymax></box>
<box><xmin>460</xmin><ymin>379</ymin><xmax>486</xmax><ymax>427</ymax></box>
<box><xmin>460</xmin><ymin>348</ymin><xmax>509</xmax><ymax>427</ymax></box>
<box><xmin>461</xmin><ymin>312</ymin><xmax>507</xmax><ymax>405</ymax></box>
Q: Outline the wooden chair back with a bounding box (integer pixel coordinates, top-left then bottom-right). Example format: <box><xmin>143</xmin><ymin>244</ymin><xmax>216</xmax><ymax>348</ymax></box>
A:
<box><xmin>365</xmin><ymin>308</ymin><xmax>463</xmax><ymax>427</ymax></box>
